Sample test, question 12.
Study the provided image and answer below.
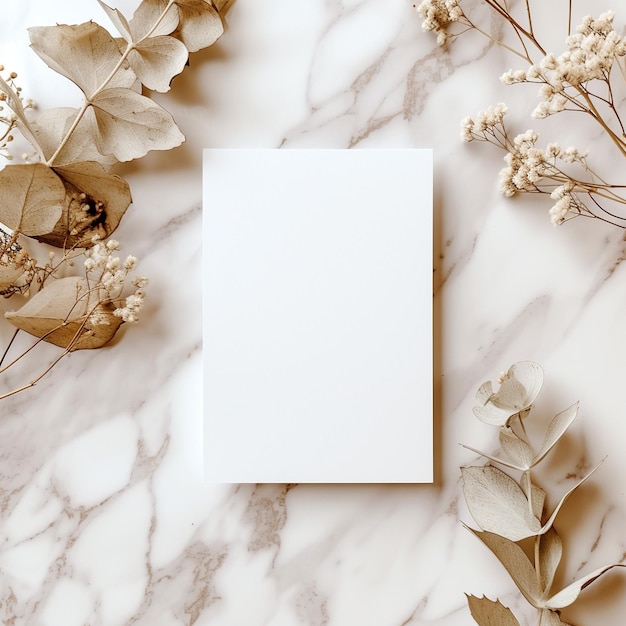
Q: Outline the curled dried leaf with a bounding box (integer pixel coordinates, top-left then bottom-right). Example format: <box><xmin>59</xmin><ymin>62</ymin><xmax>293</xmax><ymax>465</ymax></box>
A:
<box><xmin>33</xmin><ymin>161</ymin><xmax>132</xmax><ymax>248</ymax></box>
<box><xmin>174</xmin><ymin>0</ymin><xmax>223</xmax><ymax>52</ymax></box>
<box><xmin>4</xmin><ymin>276</ymin><xmax>122</xmax><ymax>350</ymax></box>
<box><xmin>129</xmin><ymin>0</ymin><xmax>180</xmax><ymax>39</ymax></box>
<box><xmin>0</xmin><ymin>163</ymin><xmax>65</xmax><ymax>236</ymax></box>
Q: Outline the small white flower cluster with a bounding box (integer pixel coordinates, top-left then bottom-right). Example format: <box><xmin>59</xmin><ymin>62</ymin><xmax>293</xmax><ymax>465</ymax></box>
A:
<box><xmin>460</xmin><ymin>103</ymin><xmax>508</xmax><ymax>142</ymax></box>
<box><xmin>415</xmin><ymin>0</ymin><xmax>462</xmax><ymax>46</ymax></box>
<box><xmin>83</xmin><ymin>238</ymin><xmax>148</xmax><ymax>324</ymax></box>
<box><xmin>549</xmin><ymin>182</ymin><xmax>576</xmax><ymax>225</ymax></box>
<box><xmin>500</xmin><ymin>12</ymin><xmax>626</xmax><ymax>119</ymax></box>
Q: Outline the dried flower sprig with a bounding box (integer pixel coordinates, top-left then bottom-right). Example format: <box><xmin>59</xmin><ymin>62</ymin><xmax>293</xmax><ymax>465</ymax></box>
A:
<box><xmin>414</xmin><ymin>1</ymin><xmax>626</xmax><ymax>228</ymax></box>
<box><xmin>0</xmin><ymin>0</ymin><xmax>230</xmax><ymax>399</ymax></box>
<box><xmin>462</xmin><ymin>362</ymin><xmax>625</xmax><ymax>626</ymax></box>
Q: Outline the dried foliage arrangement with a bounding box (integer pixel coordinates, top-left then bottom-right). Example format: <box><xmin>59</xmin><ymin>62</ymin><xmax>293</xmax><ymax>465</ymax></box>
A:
<box><xmin>0</xmin><ymin>0</ymin><xmax>229</xmax><ymax>399</ymax></box>
<box><xmin>463</xmin><ymin>362</ymin><xmax>625</xmax><ymax>625</ymax></box>
<box><xmin>414</xmin><ymin>1</ymin><xmax>626</xmax><ymax>228</ymax></box>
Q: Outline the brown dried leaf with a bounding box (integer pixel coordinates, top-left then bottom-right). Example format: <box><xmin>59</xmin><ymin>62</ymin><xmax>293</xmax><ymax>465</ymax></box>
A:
<box><xmin>128</xmin><ymin>36</ymin><xmax>189</xmax><ymax>92</ymax></box>
<box><xmin>539</xmin><ymin>528</ymin><xmax>562</xmax><ymax>595</ymax></box>
<box><xmin>130</xmin><ymin>0</ymin><xmax>180</xmax><ymax>39</ymax></box>
<box><xmin>466</xmin><ymin>595</ymin><xmax>521</xmax><ymax>626</ymax></box>
<box><xmin>88</xmin><ymin>88</ymin><xmax>185</xmax><ymax>161</ymax></box>
<box><xmin>34</xmin><ymin>161</ymin><xmax>132</xmax><ymax>248</ymax></box>
<box><xmin>538</xmin><ymin>610</ymin><xmax>573</xmax><ymax>626</ymax></box>
<box><xmin>4</xmin><ymin>276</ymin><xmax>122</xmax><ymax>350</ymax></box>
<box><xmin>174</xmin><ymin>0</ymin><xmax>223</xmax><ymax>52</ymax></box>
<box><xmin>28</xmin><ymin>22</ymin><xmax>136</xmax><ymax>98</ymax></box>
<box><xmin>0</xmin><ymin>164</ymin><xmax>65</xmax><ymax>236</ymax></box>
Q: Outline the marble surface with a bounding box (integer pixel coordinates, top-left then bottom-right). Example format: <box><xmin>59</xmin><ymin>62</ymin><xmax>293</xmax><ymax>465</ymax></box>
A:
<box><xmin>0</xmin><ymin>0</ymin><xmax>625</xmax><ymax>625</ymax></box>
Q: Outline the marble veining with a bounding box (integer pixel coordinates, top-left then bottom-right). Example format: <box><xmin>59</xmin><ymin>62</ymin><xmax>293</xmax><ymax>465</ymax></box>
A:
<box><xmin>1</xmin><ymin>0</ymin><xmax>626</xmax><ymax>625</ymax></box>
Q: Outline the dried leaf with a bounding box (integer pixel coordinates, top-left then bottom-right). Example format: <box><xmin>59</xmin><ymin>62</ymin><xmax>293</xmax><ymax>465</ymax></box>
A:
<box><xmin>499</xmin><ymin>427</ymin><xmax>534</xmax><ymax>470</ymax></box>
<box><xmin>33</xmin><ymin>161</ymin><xmax>132</xmax><ymax>248</ymax></box>
<box><xmin>466</xmin><ymin>595</ymin><xmax>521</xmax><ymax>626</ymax></box>
<box><xmin>466</xmin><ymin>527</ymin><xmax>542</xmax><ymax>607</ymax></box>
<box><xmin>128</xmin><ymin>36</ymin><xmax>189</xmax><ymax>92</ymax></box>
<box><xmin>462</xmin><ymin>465</ymin><xmax>541</xmax><ymax>541</ymax></box>
<box><xmin>525</xmin><ymin>481</ymin><xmax>546</xmax><ymax>520</ymax></box>
<box><xmin>539</xmin><ymin>528</ymin><xmax>562</xmax><ymax>595</ymax></box>
<box><xmin>4</xmin><ymin>276</ymin><xmax>122</xmax><ymax>350</ymax></box>
<box><xmin>97</xmin><ymin>0</ymin><xmax>133</xmax><ymax>41</ymax></box>
<box><xmin>30</xmin><ymin>107</ymin><xmax>115</xmax><ymax>168</ymax></box>
<box><xmin>28</xmin><ymin>23</ymin><xmax>136</xmax><ymax>98</ymax></box>
<box><xmin>130</xmin><ymin>0</ymin><xmax>180</xmax><ymax>39</ymax></box>
<box><xmin>533</xmin><ymin>402</ymin><xmax>578</xmax><ymax>466</ymax></box>
<box><xmin>544</xmin><ymin>563</ymin><xmax>626</xmax><ymax>609</ymax></box>
<box><xmin>540</xmin><ymin>459</ymin><xmax>605</xmax><ymax>535</ymax></box>
<box><xmin>0</xmin><ymin>164</ymin><xmax>65</xmax><ymax>236</ymax></box>
<box><xmin>88</xmin><ymin>88</ymin><xmax>185</xmax><ymax>161</ymax></box>
<box><xmin>174</xmin><ymin>0</ymin><xmax>224</xmax><ymax>52</ymax></box>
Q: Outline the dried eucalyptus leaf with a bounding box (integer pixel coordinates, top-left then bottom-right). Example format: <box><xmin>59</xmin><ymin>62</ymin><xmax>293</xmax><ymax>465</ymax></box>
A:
<box><xmin>28</xmin><ymin>23</ymin><xmax>136</xmax><ymax>98</ymax></box>
<box><xmin>499</xmin><ymin>427</ymin><xmax>534</xmax><ymax>470</ymax></box>
<box><xmin>4</xmin><ymin>276</ymin><xmax>122</xmax><ymax>350</ymax></box>
<box><xmin>466</xmin><ymin>526</ymin><xmax>542</xmax><ymax>608</ymax></box>
<box><xmin>30</xmin><ymin>107</ymin><xmax>116</xmax><ymax>168</ymax></box>
<box><xmin>539</xmin><ymin>528</ymin><xmax>562</xmax><ymax>595</ymax></box>
<box><xmin>476</xmin><ymin>380</ymin><xmax>493</xmax><ymax>405</ymax></box>
<box><xmin>544</xmin><ymin>563</ymin><xmax>626</xmax><ymax>610</ymax></box>
<box><xmin>97</xmin><ymin>0</ymin><xmax>133</xmax><ymax>41</ymax></box>
<box><xmin>174</xmin><ymin>0</ymin><xmax>224</xmax><ymax>52</ymax></box>
<box><xmin>128</xmin><ymin>36</ymin><xmax>189</xmax><ymax>92</ymax></box>
<box><xmin>0</xmin><ymin>164</ymin><xmax>65</xmax><ymax>236</ymax></box>
<box><xmin>525</xmin><ymin>481</ymin><xmax>546</xmax><ymax>520</ymax></box>
<box><xmin>466</xmin><ymin>595</ymin><xmax>521</xmax><ymax>626</ymax></box>
<box><xmin>462</xmin><ymin>465</ymin><xmax>541</xmax><ymax>541</ymax></box>
<box><xmin>33</xmin><ymin>161</ymin><xmax>132</xmax><ymax>248</ymax></box>
<box><xmin>89</xmin><ymin>88</ymin><xmax>185</xmax><ymax>161</ymax></box>
<box><xmin>131</xmin><ymin>0</ymin><xmax>180</xmax><ymax>39</ymax></box>
<box><xmin>533</xmin><ymin>402</ymin><xmax>579</xmax><ymax>466</ymax></box>
<box><xmin>540</xmin><ymin>459</ymin><xmax>604</xmax><ymax>535</ymax></box>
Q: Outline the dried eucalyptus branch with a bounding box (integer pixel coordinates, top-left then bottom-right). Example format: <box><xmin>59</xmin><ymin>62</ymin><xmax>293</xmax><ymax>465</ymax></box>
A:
<box><xmin>414</xmin><ymin>1</ymin><xmax>626</xmax><ymax>228</ymax></box>
<box><xmin>0</xmin><ymin>0</ymin><xmax>228</xmax><ymax>398</ymax></box>
<box><xmin>462</xmin><ymin>362</ymin><xmax>625</xmax><ymax>626</ymax></box>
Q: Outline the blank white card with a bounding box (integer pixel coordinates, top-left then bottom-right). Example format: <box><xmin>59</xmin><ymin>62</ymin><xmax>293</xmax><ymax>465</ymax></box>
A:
<box><xmin>203</xmin><ymin>149</ymin><xmax>433</xmax><ymax>483</ymax></box>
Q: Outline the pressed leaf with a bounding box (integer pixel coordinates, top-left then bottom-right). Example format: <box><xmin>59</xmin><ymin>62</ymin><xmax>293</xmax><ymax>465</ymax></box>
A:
<box><xmin>174</xmin><ymin>0</ymin><xmax>224</xmax><ymax>52</ymax></box>
<box><xmin>97</xmin><ymin>0</ymin><xmax>133</xmax><ymax>41</ymax></box>
<box><xmin>539</xmin><ymin>528</ymin><xmax>563</xmax><ymax>595</ymax></box>
<box><xmin>462</xmin><ymin>465</ymin><xmax>541</xmax><ymax>540</ymax></box>
<box><xmin>28</xmin><ymin>22</ymin><xmax>136</xmax><ymax>98</ymax></box>
<box><xmin>89</xmin><ymin>88</ymin><xmax>185</xmax><ymax>161</ymax></box>
<box><xmin>4</xmin><ymin>276</ymin><xmax>122</xmax><ymax>350</ymax></box>
<box><xmin>466</xmin><ymin>595</ymin><xmax>521</xmax><ymax>626</ymax></box>
<box><xmin>33</xmin><ymin>161</ymin><xmax>132</xmax><ymax>248</ymax></box>
<box><xmin>0</xmin><ymin>164</ymin><xmax>65</xmax><ymax>236</ymax></box>
<box><xmin>533</xmin><ymin>402</ymin><xmax>579</xmax><ymax>465</ymax></box>
<box><xmin>543</xmin><ymin>563</ymin><xmax>626</xmax><ymax>609</ymax></box>
<box><xmin>128</xmin><ymin>36</ymin><xmax>189</xmax><ymax>92</ymax></box>
<box><xmin>30</xmin><ymin>107</ymin><xmax>115</xmax><ymax>168</ymax></box>
<box><xmin>466</xmin><ymin>527</ymin><xmax>542</xmax><ymax>607</ymax></box>
<box><xmin>130</xmin><ymin>0</ymin><xmax>180</xmax><ymax>39</ymax></box>
<box><xmin>499</xmin><ymin>427</ymin><xmax>534</xmax><ymax>470</ymax></box>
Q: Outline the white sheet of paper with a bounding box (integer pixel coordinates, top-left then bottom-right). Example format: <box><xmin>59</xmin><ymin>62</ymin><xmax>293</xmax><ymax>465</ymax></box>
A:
<box><xmin>203</xmin><ymin>149</ymin><xmax>433</xmax><ymax>483</ymax></box>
